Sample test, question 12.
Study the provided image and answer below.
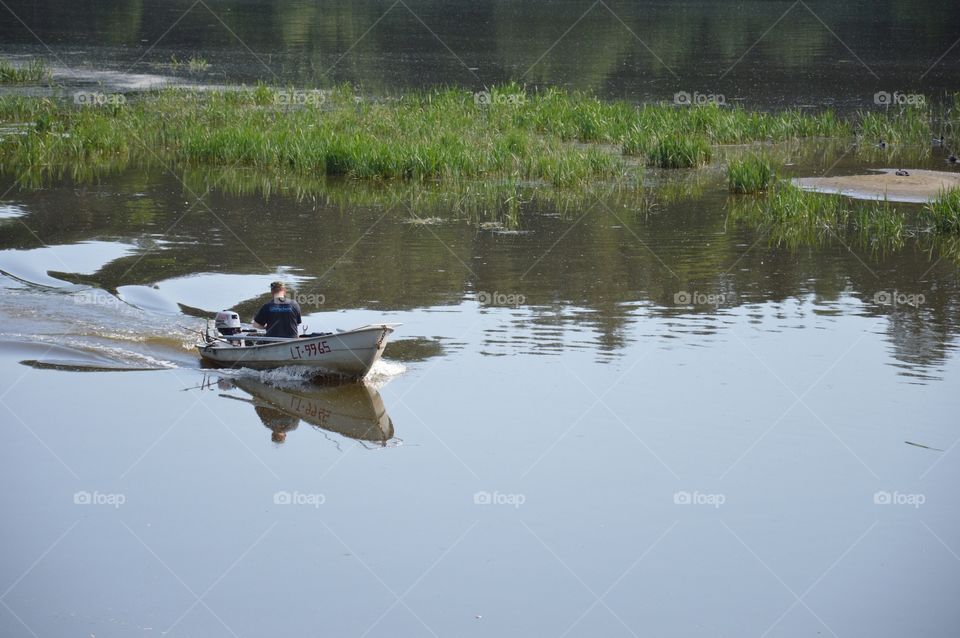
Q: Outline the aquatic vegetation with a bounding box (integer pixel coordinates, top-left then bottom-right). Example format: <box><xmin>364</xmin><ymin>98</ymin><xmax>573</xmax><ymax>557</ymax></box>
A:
<box><xmin>0</xmin><ymin>84</ymin><xmax>862</xmax><ymax>188</ymax></box>
<box><xmin>929</xmin><ymin>234</ymin><xmax>960</xmax><ymax>265</ymax></box>
<box><xmin>167</xmin><ymin>55</ymin><xmax>209</xmax><ymax>72</ymax></box>
<box><xmin>0</xmin><ymin>85</ymin><xmax>954</xmax><ymax>195</ymax></box>
<box><xmin>732</xmin><ymin>182</ymin><xmax>846</xmax><ymax>234</ymax></box>
<box><xmin>187</xmin><ymin>56</ymin><xmax>209</xmax><ymax>72</ymax></box>
<box><xmin>923</xmin><ymin>188</ymin><xmax>960</xmax><ymax>234</ymax></box>
<box><xmin>0</xmin><ymin>59</ymin><xmax>51</xmax><ymax>84</ymax></box>
<box><xmin>727</xmin><ymin>155</ymin><xmax>775</xmax><ymax>193</ymax></box>
<box><xmin>621</xmin><ymin>125</ymin><xmax>649</xmax><ymax>156</ymax></box>
<box><xmin>857</xmin><ymin>104</ymin><xmax>932</xmax><ymax>146</ymax></box>
<box><xmin>646</xmin><ymin>134</ymin><xmax>712</xmax><ymax>168</ymax></box>
<box><xmin>852</xmin><ymin>199</ymin><xmax>906</xmax><ymax>252</ymax></box>
<box><xmin>854</xmin><ymin>142</ymin><xmax>931</xmax><ymax>163</ymax></box>
<box><xmin>513</xmin><ymin>86</ymin><xmax>637</xmax><ymax>142</ymax></box>
<box><xmin>0</xmin><ymin>85</ymin><xmax>638</xmax><ymax>186</ymax></box>
<box><xmin>629</xmin><ymin>101</ymin><xmax>849</xmax><ymax>144</ymax></box>
<box><xmin>728</xmin><ymin>181</ymin><xmax>907</xmax><ymax>250</ymax></box>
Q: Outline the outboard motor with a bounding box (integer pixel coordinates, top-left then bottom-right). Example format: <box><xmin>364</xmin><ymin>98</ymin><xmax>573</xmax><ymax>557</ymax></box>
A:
<box><xmin>215</xmin><ymin>310</ymin><xmax>242</xmax><ymax>336</ymax></box>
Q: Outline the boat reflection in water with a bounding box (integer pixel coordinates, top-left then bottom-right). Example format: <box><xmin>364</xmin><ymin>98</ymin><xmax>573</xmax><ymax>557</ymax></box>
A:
<box><xmin>217</xmin><ymin>376</ymin><xmax>396</xmax><ymax>447</ymax></box>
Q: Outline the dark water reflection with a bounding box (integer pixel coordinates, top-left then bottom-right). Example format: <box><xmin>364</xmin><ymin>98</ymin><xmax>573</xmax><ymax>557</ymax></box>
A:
<box><xmin>2</xmin><ymin>0</ymin><xmax>960</xmax><ymax>110</ymax></box>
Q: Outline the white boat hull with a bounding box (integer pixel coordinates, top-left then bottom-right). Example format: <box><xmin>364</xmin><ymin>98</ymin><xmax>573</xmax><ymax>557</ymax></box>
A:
<box><xmin>197</xmin><ymin>324</ymin><xmax>397</xmax><ymax>379</ymax></box>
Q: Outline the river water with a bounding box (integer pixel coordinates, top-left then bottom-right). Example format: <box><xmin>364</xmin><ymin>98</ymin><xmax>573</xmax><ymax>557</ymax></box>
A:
<box><xmin>2</xmin><ymin>2</ymin><xmax>960</xmax><ymax>637</ymax></box>
<box><xmin>2</xmin><ymin>0</ymin><xmax>960</xmax><ymax>110</ymax></box>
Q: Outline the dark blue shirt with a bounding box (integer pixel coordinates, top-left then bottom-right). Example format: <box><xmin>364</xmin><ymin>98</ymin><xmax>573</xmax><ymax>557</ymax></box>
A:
<box><xmin>253</xmin><ymin>298</ymin><xmax>302</xmax><ymax>338</ymax></box>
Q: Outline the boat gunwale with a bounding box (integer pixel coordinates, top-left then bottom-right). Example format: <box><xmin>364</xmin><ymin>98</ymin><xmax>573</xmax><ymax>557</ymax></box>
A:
<box><xmin>198</xmin><ymin>324</ymin><xmax>398</xmax><ymax>353</ymax></box>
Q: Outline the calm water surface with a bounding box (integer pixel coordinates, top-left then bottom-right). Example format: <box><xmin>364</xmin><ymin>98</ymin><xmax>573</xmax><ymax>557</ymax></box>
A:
<box><xmin>1</xmin><ymin>161</ymin><xmax>958</xmax><ymax>636</ymax></box>
<box><xmin>2</xmin><ymin>1</ymin><xmax>960</xmax><ymax>637</ymax></box>
<box><xmin>2</xmin><ymin>0</ymin><xmax>960</xmax><ymax>109</ymax></box>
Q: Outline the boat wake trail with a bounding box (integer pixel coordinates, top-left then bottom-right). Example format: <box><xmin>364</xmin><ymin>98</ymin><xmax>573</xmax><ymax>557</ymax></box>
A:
<box><xmin>0</xmin><ymin>275</ymin><xmax>410</xmax><ymax>381</ymax></box>
<box><xmin>366</xmin><ymin>359</ymin><xmax>407</xmax><ymax>388</ymax></box>
<box><xmin>0</xmin><ymin>276</ymin><xmax>200</xmax><ymax>371</ymax></box>
<box><xmin>4</xmin><ymin>339</ymin><xmax>174</xmax><ymax>372</ymax></box>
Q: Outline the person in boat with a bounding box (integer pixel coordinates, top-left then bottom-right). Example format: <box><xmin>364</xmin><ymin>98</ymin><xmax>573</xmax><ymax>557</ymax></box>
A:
<box><xmin>252</xmin><ymin>281</ymin><xmax>302</xmax><ymax>338</ymax></box>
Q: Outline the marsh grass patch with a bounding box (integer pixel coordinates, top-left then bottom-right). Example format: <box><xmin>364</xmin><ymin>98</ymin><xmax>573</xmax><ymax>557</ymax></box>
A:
<box><xmin>0</xmin><ymin>59</ymin><xmax>51</xmax><ymax>84</ymax></box>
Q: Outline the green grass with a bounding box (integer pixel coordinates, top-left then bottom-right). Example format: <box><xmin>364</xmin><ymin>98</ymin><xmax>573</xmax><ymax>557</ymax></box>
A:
<box><xmin>729</xmin><ymin>181</ymin><xmax>907</xmax><ymax>249</ymax></box>
<box><xmin>727</xmin><ymin>155</ymin><xmax>775</xmax><ymax>193</ymax></box>
<box><xmin>187</xmin><ymin>56</ymin><xmax>209</xmax><ymax>72</ymax></box>
<box><xmin>853</xmin><ymin>199</ymin><xmax>906</xmax><ymax>251</ymax></box>
<box><xmin>1</xmin><ymin>85</ymin><xmax>634</xmax><ymax>186</ymax></box>
<box><xmin>0</xmin><ymin>59</ymin><xmax>51</xmax><ymax>84</ymax></box>
<box><xmin>621</xmin><ymin>125</ymin><xmax>649</xmax><ymax>156</ymax></box>
<box><xmin>646</xmin><ymin>134</ymin><xmax>712</xmax><ymax>168</ymax></box>
<box><xmin>0</xmin><ymin>84</ymin><xmax>954</xmax><ymax>188</ymax></box>
<box><xmin>168</xmin><ymin>55</ymin><xmax>209</xmax><ymax>72</ymax></box>
<box><xmin>744</xmin><ymin>181</ymin><xmax>847</xmax><ymax>227</ymax></box>
<box><xmin>923</xmin><ymin>188</ymin><xmax>960</xmax><ymax>234</ymax></box>
<box><xmin>857</xmin><ymin>104</ymin><xmax>931</xmax><ymax>146</ymax></box>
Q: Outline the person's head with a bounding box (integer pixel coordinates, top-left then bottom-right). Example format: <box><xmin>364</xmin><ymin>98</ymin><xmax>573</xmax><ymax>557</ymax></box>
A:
<box><xmin>270</xmin><ymin>281</ymin><xmax>286</xmax><ymax>298</ymax></box>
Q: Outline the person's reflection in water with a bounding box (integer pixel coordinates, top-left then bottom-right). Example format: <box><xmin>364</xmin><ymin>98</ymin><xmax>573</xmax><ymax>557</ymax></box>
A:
<box><xmin>215</xmin><ymin>377</ymin><xmax>301</xmax><ymax>444</ymax></box>
<box><xmin>254</xmin><ymin>406</ymin><xmax>300</xmax><ymax>444</ymax></box>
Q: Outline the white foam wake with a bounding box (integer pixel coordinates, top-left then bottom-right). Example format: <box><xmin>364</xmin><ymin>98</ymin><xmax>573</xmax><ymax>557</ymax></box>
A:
<box><xmin>366</xmin><ymin>358</ymin><xmax>406</xmax><ymax>388</ymax></box>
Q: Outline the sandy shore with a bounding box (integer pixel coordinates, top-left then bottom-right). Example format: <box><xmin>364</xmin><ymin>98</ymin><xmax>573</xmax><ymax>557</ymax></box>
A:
<box><xmin>793</xmin><ymin>168</ymin><xmax>960</xmax><ymax>203</ymax></box>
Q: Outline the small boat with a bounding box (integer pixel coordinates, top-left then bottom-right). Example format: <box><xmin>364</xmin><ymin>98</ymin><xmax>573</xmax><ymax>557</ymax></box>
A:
<box><xmin>197</xmin><ymin>313</ymin><xmax>398</xmax><ymax>379</ymax></box>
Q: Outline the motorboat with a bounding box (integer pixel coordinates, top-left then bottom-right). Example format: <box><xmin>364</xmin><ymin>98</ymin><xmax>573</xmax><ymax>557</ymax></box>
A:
<box><xmin>197</xmin><ymin>311</ymin><xmax>398</xmax><ymax>380</ymax></box>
